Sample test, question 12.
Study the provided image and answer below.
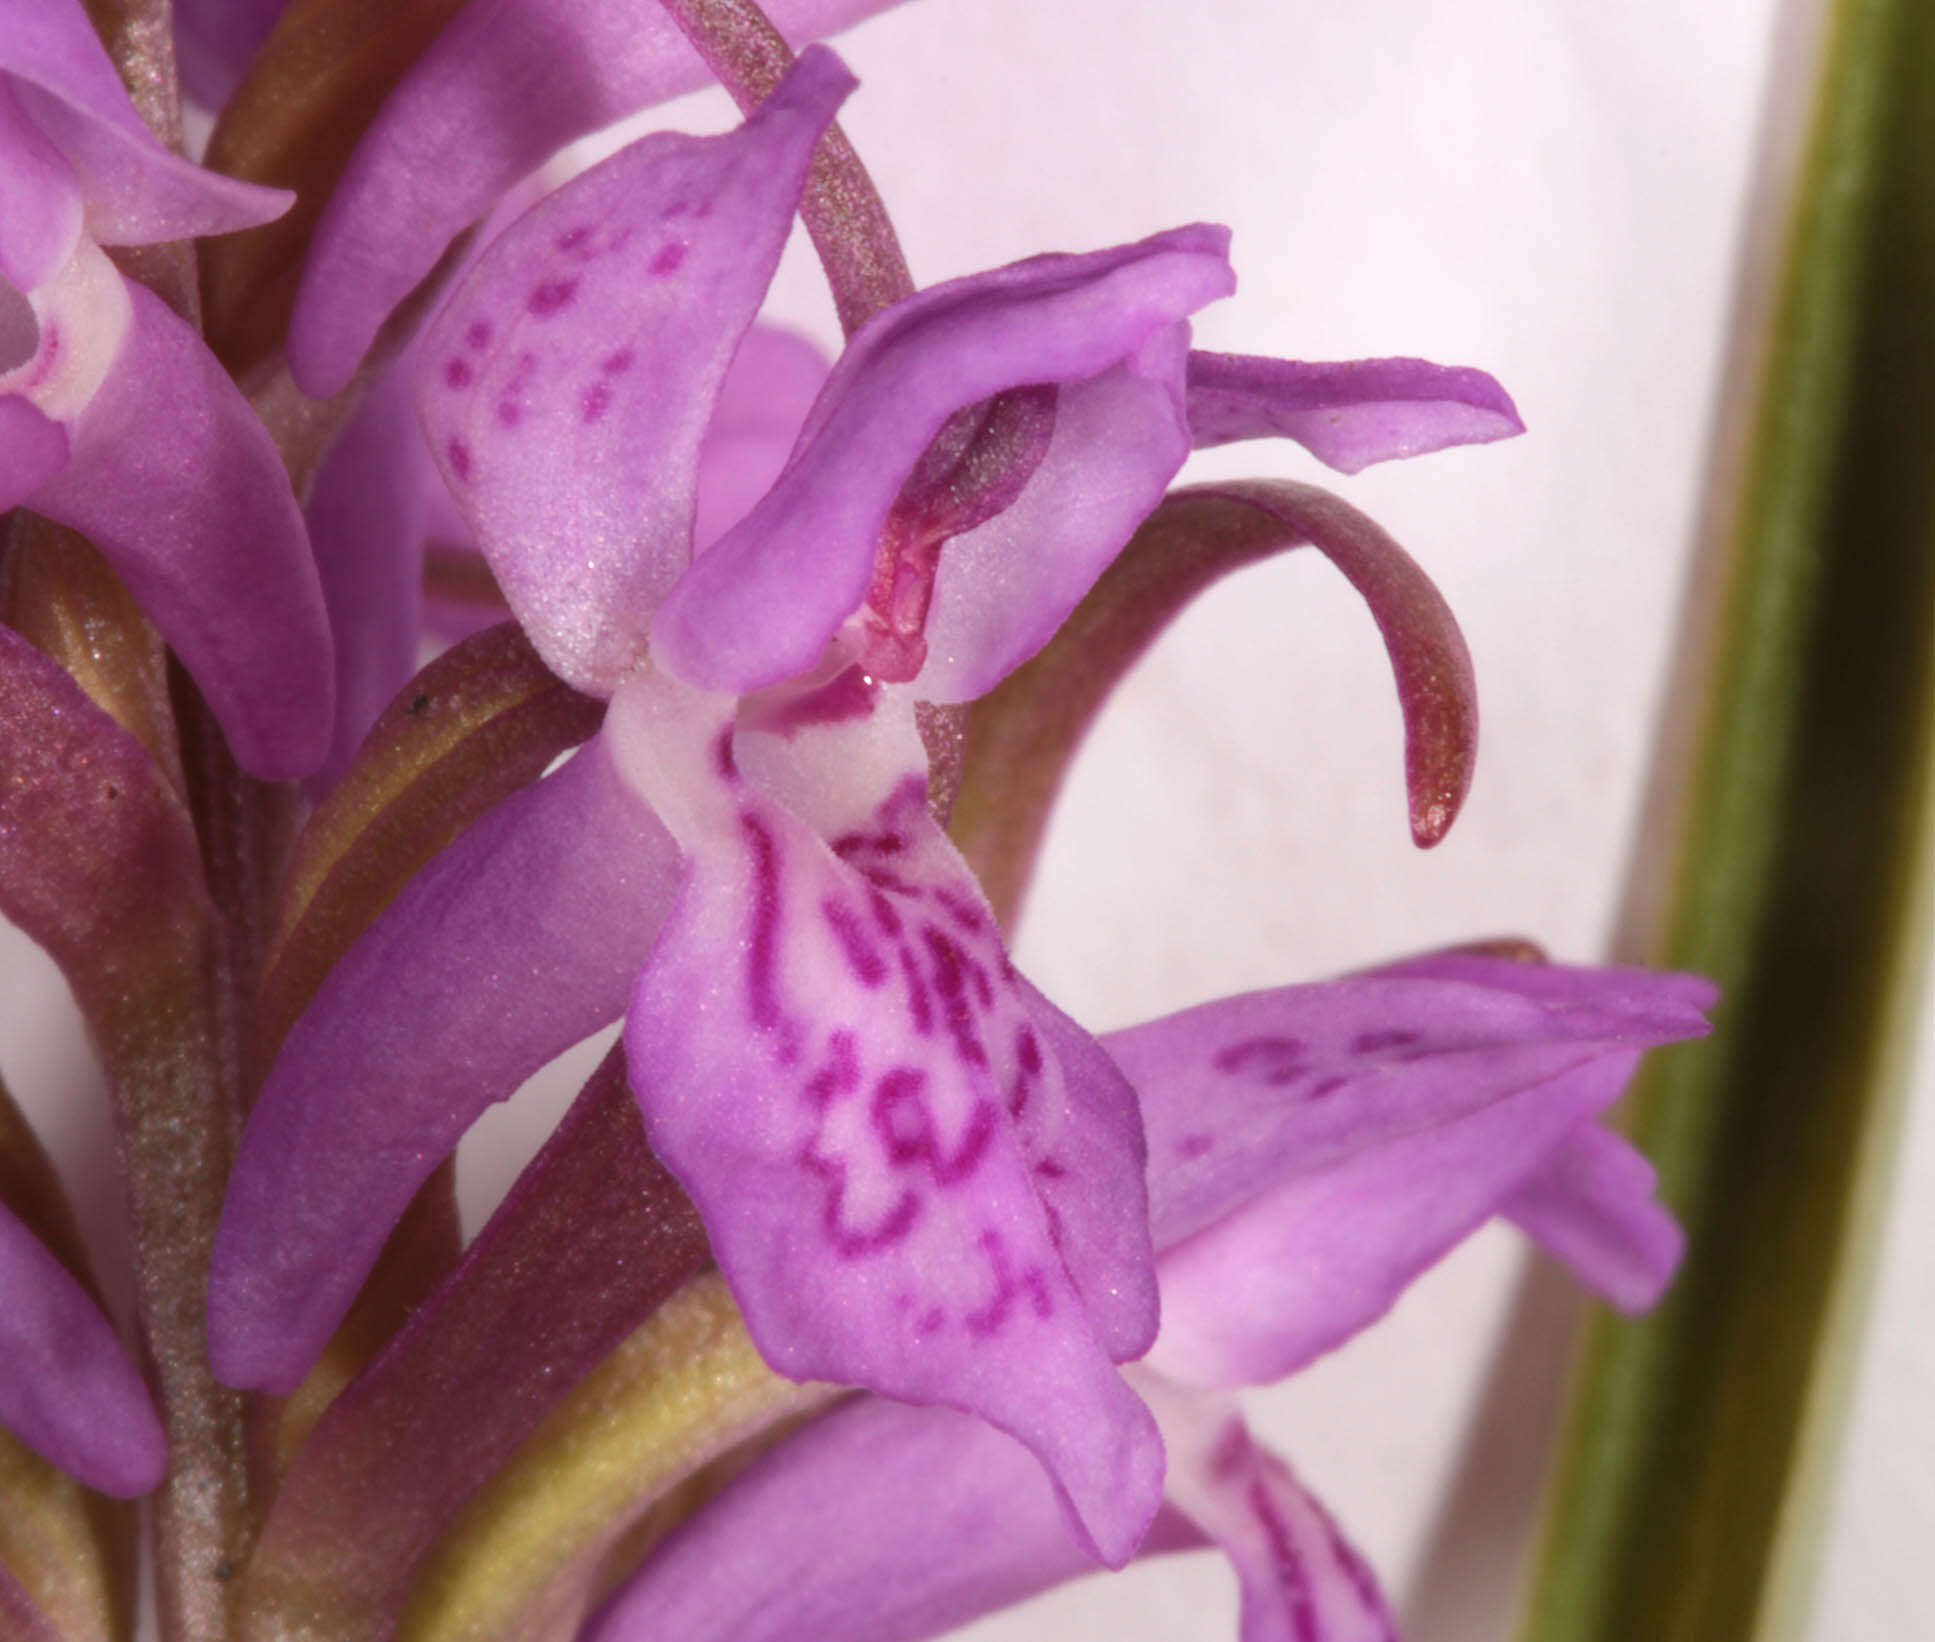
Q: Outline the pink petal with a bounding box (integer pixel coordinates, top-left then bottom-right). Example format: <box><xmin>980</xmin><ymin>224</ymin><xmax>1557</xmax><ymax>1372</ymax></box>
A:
<box><xmin>1503</xmin><ymin>1121</ymin><xmax>1685</xmax><ymax>1310</ymax></box>
<box><xmin>611</xmin><ymin>672</ymin><xmax>1162</xmax><ymax>1563</ymax></box>
<box><xmin>0</xmin><ymin>1199</ymin><xmax>166</xmax><ymax>1497</ymax></box>
<box><xmin>288</xmin><ymin>0</ymin><xmax>909</xmax><ymax>397</ymax></box>
<box><xmin>28</xmin><ymin>277</ymin><xmax>333</xmax><ymax>780</ymax></box>
<box><xmin>652</xmin><ymin>227</ymin><xmax>1235</xmax><ymax>694</ymax></box>
<box><xmin>173</xmin><ymin>0</ymin><xmax>292</xmax><ymax>108</ymax></box>
<box><xmin>417</xmin><ymin>48</ymin><xmax>851</xmax><ymax>696</ymax></box>
<box><xmin>587</xmin><ymin>1397</ymin><xmax>1171</xmax><ymax>1642</ymax></box>
<box><xmin>1</xmin><ymin>0</ymin><xmax>291</xmax><ymax>245</ymax></box>
<box><xmin>304</xmin><ymin>363</ymin><xmax>432</xmax><ymax>789</ymax></box>
<box><xmin>0</xmin><ymin>394</ymin><xmax>69</xmax><ymax>509</ymax></box>
<box><xmin>1186</xmin><ymin>352</ymin><xmax>1525</xmax><ymax>475</ymax></box>
<box><xmin>208</xmin><ymin>729</ymin><xmax>681</xmax><ymax>1394</ymax></box>
<box><xmin>693</xmin><ymin>323</ymin><xmax>830</xmax><ymax>554</ymax></box>
<box><xmin>917</xmin><ymin>322</ymin><xmax>1199</xmax><ymax>702</ymax></box>
<box><xmin>1145</xmin><ymin>1376</ymin><xmax>1398</xmax><ymax>1642</ymax></box>
<box><xmin>0</xmin><ymin>80</ymin><xmax>82</xmax><ymax>290</ymax></box>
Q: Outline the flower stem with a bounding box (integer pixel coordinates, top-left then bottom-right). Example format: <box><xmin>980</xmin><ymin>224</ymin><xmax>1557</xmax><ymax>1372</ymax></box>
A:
<box><xmin>1520</xmin><ymin>1</ymin><xmax>1935</xmax><ymax>1636</ymax></box>
<box><xmin>654</xmin><ymin>0</ymin><xmax>915</xmax><ymax>333</ymax></box>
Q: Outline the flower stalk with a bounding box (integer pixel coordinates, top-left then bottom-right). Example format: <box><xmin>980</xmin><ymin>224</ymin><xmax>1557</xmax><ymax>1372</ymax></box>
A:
<box><xmin>1521</xmin><ymin>0</ymin><xmax>1935</xmax><ymax>1636</ymax></box>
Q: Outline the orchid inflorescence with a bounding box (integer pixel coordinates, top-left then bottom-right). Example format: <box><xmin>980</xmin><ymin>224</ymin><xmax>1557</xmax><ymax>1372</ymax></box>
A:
<box><xmin>0</xmin><ymin>2</ymin><xmax>1712</xmax><ymax>1640</ymax></box>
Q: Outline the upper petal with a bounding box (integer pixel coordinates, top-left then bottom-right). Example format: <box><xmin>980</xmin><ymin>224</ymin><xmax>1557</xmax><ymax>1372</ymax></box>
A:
<box><xmin>610</xmin><ymin>671</ymin><xmax>1162</xmax><ymax>1563</ymax></box>
<box><xmin>0</xmin><ymin>1199</ymin><xmax>165</xmax><ymax>1497</ymax></box>
<box><xmin>208</xmin><ymin>729</ymin><xmax>681</xmax><ymax>1393</ymax></box>
<box><xmin>1</xmin><ymin>0</ymin><xmax>292</xmax><ymax>246</ymax></box>
<box><xmin>652</xmin><ymin>227</ymin><xmax>1236</xmax><ymax>694</ymax></box>
<box><xmin>1185</xmin><ymin>351</ymin><xmax>1525</xmax><ymax>475</ymax></box>
<box><xmin>287</xmin><ymin>0</ymin><xmax>908</xmax><ymax>396</ymax></box>
<box><xmin>418</xmin><ymin>49</ymin><xmax>851</xmax><ymax>697</ymax></box>
<box><xmin>27</xmin><ymin>267</ymin><xmax>333</xmax><ymax>780</ymax></box>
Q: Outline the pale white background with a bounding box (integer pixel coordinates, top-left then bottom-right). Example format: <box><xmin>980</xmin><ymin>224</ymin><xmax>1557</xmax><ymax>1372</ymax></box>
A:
<box><xmin>4</xmin><ymin>1</ymin><xmax>1930</xmax><ymax>1638</ymax></box>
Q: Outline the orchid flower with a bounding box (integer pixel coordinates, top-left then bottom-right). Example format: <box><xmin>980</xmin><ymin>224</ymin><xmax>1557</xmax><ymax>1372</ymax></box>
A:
<box><xmin>0</xmin><ymin>0</ymin><xmax>333</xmax><ymax>780</ymax></box>
<box><xmin>585</xmin><ymin>954</ymin><xmax>1712</xmax><ymax>1642</ymax></box>
<box><xmin>0</xmin><ymin>1197</ymin><xmax>165</xmax><ymax>1500</ymax></box>
<box><xmin>208</xmin><ymin>46</ymin><xmax>1527</xmax><ymax>1565</ymax></box>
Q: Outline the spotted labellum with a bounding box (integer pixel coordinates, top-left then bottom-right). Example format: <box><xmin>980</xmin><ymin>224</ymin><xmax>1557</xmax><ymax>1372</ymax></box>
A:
<box><xmin>0</xmin><ymin>5</ymin><xmax>1714</xmax><ymax>1642</ymax></box>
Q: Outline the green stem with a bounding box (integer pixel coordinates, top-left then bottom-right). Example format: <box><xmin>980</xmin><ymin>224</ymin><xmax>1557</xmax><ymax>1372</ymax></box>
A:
<box><xmin>1520</xmin><ymin>2</ymin><xmax>1935</xmax><ymax>1638</ymax></box>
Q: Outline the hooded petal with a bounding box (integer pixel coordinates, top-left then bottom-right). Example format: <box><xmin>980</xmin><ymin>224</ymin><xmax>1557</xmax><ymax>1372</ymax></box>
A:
<box><xmin>652</xmin><ymin>226</ymin><xmax>1236</xmax><ymax>694</ymax></box>
<box><xmin>1135</xmin><ymin>964</ymin><xmax>1711</xmax><ymax>1387</ymax></box>
<box><xmin>287</xmin><ymin>0</ymin><xmax>907</xmax><ymax>397</ymax></box>
<box><xmin>1142</xmin><ymin>1375</ymin><xmax>1399</xmax><ymax>1642</ymax></box>
<box><xmin>0</xmin><ymin>1199</ymin><xmax>165</xmax><ymax>1497</ymax></box>
<box><xmin>1</xmin><ymin>0</ymin><xmax>292</xmax><ymax>245</ymax></box>
<box><xmin>418</xmin><ymin>49</ymin><xmax>851</xmax><ymax>696</ymax></box>
<box><xmin>1185</xmin><ymin>351</ymin><xmax>1525</xmax><ymax>475</ymax></box>
<box><xmin>916</xmin><ymin>323</ymin><xmax>1200</xmax><ymax>702</ymax></box>
<box><xmin>610</xmin><ymin>669</ymin><xmax>1162</xmax><ymax>1564</ymax></box>
<box><xmin>208</xmin><ymin>729</ymin><xmax>681</xmax><ymax>1394</ymax></box>
<box><xmin>1503</xmin><ymin>1121</ymin><xmax>1685</xmax><ymax>1310</ymax></box>
<box><xmin>27</xmin><ymin>271</ymin><xmax>333</xmax><ymax>780</ymax></box>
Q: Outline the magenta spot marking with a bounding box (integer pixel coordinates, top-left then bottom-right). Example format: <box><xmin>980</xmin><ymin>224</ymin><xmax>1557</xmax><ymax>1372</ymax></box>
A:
<box><xmin>712</xmin><ymin>727</ymin><xmax>737</xmax><ymax>779</ymax></box>
<box><xmin>527</xmin><ymin>276</ymin><xmax>579</xmax><ymax>316</ymax></box>
<box><xmin>872</xmin><ymin>1075</ymin><xmax>996</xmax><ymax>1187</ymax></box>
<box><xmin>602</xmin><ymin>348</ymin><xmax>635</xmax><ymax>375</ymax></box>
<box><xmin>1007</xmin><ymin>1027</ymin><xmax>1041</xmax><ymax>1118</ymax></box>
<box><xmin>443</xmin><ymin>357</ymin><xmax>472</xmax><ymax>389</ymax></box>
<box><xmin>1214</xmin><ymin>1034</ymin><xmax>1308</xmax><ymax>1085</ymax></box>
<box><xmin>1178</xmin><ymin>1132</ymin><xmax>1216</xmax><ymax>1161</ymax></box>
<box><xmin>922</xmin><ymin>927</ymin><xmax>988</xmax><ymax>1068</ymax></box>
<box><xmin>863</xmin><ymin>865</ymin><xmax>923</xmax><ymax>898</ymax></box>
<box><xmin>965</xmin><ymin>1230</ymin><xmax>1054</xmax><ymax>1338</ymax></box>
<box><xmin>917</xmin><ymin>1307</ymin><xmax>945</xmax><ymax>1336</ymax></box>
<box><xmin>1351</xmin><ymin>1027</ymin><xmax>1422</xmax><ymax>1054</ymax></box>
<box><xmin>803</xmin><ymin>1031</ymin><xmax>861</xmax><ymax>1109</ymax></box>
<box><xmin>445</xmin><ymin>437</ymin><xmax>472</xmax><ymax>481</ymax></box>
<box><xmin>1016</xmin><ymin>1027</ymin><xmax>1042</xmax><ymax>1076</ymax></box>
<box><xmin>1033</xmin><ymin>1157</ymin><xmax>1067</xmax><ymax>1181</ymax></box>
<box><xmin>581</xmin><ymin>380</ymin><xmax>612</xmax><ymax>424</ymax></box>
<box><xmin>465</xmin><ymin>318</ymin><xmax>492</xmax><ymax>350</ymax></box>
<box><xmin>1248</xmin><ymin>1477</ymin><xmax>1321</xmax><ymax>1642</ymax></box>
<box><xmin>741</xmin><ymin>812</ymin><xmax>789</xmax><ymax>1042</ymax></box>
<box><xmin>933</xmin><ymin>887</ymin><xmax>986</xmax><ymax>933</ymax></box>
<box><xmin>1207</xmin><ymin>1418</ymin><xmax>1251</xmax><ymax>1480</ymax></box>
<box><xmin>650</xmin><ymin>241</ymin><xmax>687</xmax><ymax>278</ymax></box>
<box><xmin>822</xmin><ymin>898</ymin><xmax>888</xmax><ymax>987</ymax></box>
<box><xmin>662</xmin><ymin>199</ymin><xmax>689</xmax><ymax>219</ymax></box>
<box><xmin>898</xmin><ymin>946</ymin><xmax>933</xmax><ymax>1036</ymax></box>
<box><xmin>1306</xmin><ymin>1073</ymin><xmax>1350</xmax><ymax>1100</ymax></box>
<box><xmin>555</xmin><ymin>225</ymin><xmax>592</xmax><ymax>253</ymax></box>
<box><xmin>496</xmin><ymin>399</ymin><xmax>522</xmax><ymax>429</ymax></box>
<box><xmin>694</xmin><ymin>198</ymin><xmax>714</xmax><ymax>218</ymax></box>
<box><xmin>833</xmin><ymin>828</ymin><xmax>906</xmax><ymax>859</ymax></box>
<box><xmin>869</xmin><ymin>888</ymin><xmax>903</xmax><ymax>939</ymax></box>
<box><xmin>1320</xmin><ymin>1508</ymin><xmax>1396</xmax><ymax>1630</ymax></box>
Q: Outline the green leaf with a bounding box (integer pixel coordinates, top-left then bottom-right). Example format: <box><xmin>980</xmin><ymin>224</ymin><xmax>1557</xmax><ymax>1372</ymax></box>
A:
<box><xmin>1521</xmin><ymin>2</ymin><xmax>1935</xmax><ymax>1637</ymax></box>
